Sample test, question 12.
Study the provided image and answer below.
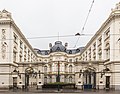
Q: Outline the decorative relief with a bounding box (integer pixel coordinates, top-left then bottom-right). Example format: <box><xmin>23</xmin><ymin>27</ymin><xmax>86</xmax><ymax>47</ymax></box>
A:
<box><xmin>1</xmin><ymin>42</ymin><xmax>6</xmax><ymax>59</ymax></box>
<box><xmin>1</xmin><ymin>29</ymin><xmax>7</xmax><ymax>59</ymax></box>
<box><xmin>0</xmin><ymin>9</ymin><xmax>11</xmax><ymax>19</ymax></box>
<box><xmin>1</xmin><ymin>29</ymin><xmax>6</xmax><ymax>40</ymax></box>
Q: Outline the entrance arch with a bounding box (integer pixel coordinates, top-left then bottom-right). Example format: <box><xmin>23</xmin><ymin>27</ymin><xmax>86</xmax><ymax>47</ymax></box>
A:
<box><xmin>83</xmin><ymin>67</ymin><xmax>96</xmax><ymax>89</ymax></box>
<box><xmin>25</xmin><ymin>67</ymin><xmax>34</xmax><ymax>89</ymax></box>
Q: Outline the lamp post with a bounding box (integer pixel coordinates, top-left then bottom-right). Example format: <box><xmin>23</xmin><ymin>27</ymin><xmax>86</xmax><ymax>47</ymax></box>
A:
<box><xmin>57</xmin><ymin>61</ymin><xmax>60</xmax><ymax>91</ymax></box>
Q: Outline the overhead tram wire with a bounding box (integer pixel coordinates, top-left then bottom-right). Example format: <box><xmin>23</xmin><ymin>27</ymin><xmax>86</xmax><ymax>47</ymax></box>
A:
<box><xmin>26</xmin><ymin>34</ymin><xmax>75</xmax><ymax>39</ymax></box>
<box><xmin>2</xmin><ymin>33</ymin><xmax>120</xmax><ymax>41</ymax></box>
<box><xmin>74</xmin><ymin>0</ymin><xmax>95</xmax><ymax>48</ymax></box>
<box><xmin>0</xmin><ymin>33</ymin><xmax>110</xmax><ymax>41</ymax></box>
<box><xmin>0</xmin><ymin>34</ymin><xmax>75</xmax><ymax>41</ymax></box>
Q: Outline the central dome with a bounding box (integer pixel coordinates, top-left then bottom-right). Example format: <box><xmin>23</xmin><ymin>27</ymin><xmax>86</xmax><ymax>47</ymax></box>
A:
<box><xmin>50</xmin><ymin>41</ymin><xmax>66</xmax><ymax>53</ymax></box>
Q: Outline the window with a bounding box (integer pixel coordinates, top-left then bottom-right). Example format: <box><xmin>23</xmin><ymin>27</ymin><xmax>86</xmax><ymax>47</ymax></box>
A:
<box><xmin>19</xmin><ymin>55</ymin><xmax>22</xmax><ymax>62</ymax></box>
<box><xmin>56</xmin><ymin>47</ymin><xmax>60</xmax><ymax>51</ymax></box>
<box><xmin>20</xmin><ymin>41</ymin><xmax>23</xmax><ymax>49</ymax></box>
<box><xmin>106</xmin><ymin>31</ymin><xmax>110</xmax><ymax>37</ymax></box>
<box><xmin>24</xmin><ymin>58</ymin><xmax>26</xmax><ymax>62</ymax></box>
<box><xmin>69</xmin><ymin>76</ymin><xmax>72</xmax><ymax>83</ymax></box>
<box><xmin>98</xmin><ymin>48</ymin><xmax>102</xmax><ymax>60</ymax></box>
<box><xmin>24</xmin><ymin>45</ymin><xmax>27</xmax><ymax>53</ymax></box>
<box><xmin>106</xmin><ymin>49</ymin><xmax>110</xmax><ymax>59</ymax></box>
<box><xmin>98</xmin><ymin>53</ymin><xmax>102</xmax><ymax>60</ymax></box>
<box><xmin>44</xmin><ymin>77</ymin><xmax>47</xmax><ymax>84</ymax></box>
<box><xmin>2</xmin><ymin>29</ymin><xmax>6</xmax><ymax>40</ymax></box>
<box><xmin>69</xmin><ymin>65</ymin><xmax>72</xmax><ymax>73</ymax></box>
<box><xmin>98</xmin><ymin>37</ymin><xmax>102</xmax><ymax>46</ymax></box>
<box><xmin>44</xmin><ymin>66</ymin><xmax>47</xmax><ymax>73</ymax></box>
<box><xmin>13</xmin><ymin>51</ymin><xmax>17</xmax><ymax>62</ymax></box>
<box><xmin>76</xmin><ymin>49</ymin><xmax>80</xmax><ymax>53</ymax></box>
<box><xmin>93</xmin><ymin>43</ymin><xmax>96</xmax><ymax>51</ymax></box>
<box><xmin>64</xmin><ymin>76</ymin><xmax>67</xmax><ymax>83</ymax></box>
<box><xmin>50</xmin><ymin>76</ymin><xmax>52</xmax><ymax>83</ymax></box>
<box><xmin>69</xmin><ymin>50</ymin><xmax>72</xmax><ymax>54</ymax></box>
<box><xmin>104</xmin><ymin>28</ymin><xmax>110</xmax><ymax>40</ymax></box>
<box><xmin>45</xmin><ymin>51</ymin><xmax>48</xmax><ymax>55</ymax></box>
<box><xmin>69</xmin><ymin>59</ymin><xmax>72</xmax><ymax>62</ymax></box>
<box><xmin>76</xmin><ymin>58</ymin><xmax>78</xmax><ymax>62</ymax></box>
<box><xmin>14</xmin><ymin>33</ymin><xmax>18</xmax><ymax>44</ymax></box>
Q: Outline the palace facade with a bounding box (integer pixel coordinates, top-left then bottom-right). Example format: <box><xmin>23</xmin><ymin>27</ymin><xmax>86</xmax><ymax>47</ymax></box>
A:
<box><xmin>0</xmin><ymin>2</ymin><xmax>120</xmax><ymax>90</ymax></box>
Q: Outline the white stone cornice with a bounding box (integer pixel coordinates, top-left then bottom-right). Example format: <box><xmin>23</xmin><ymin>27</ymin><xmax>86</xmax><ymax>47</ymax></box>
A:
<box><xmin>10</xmin><ymin>21</ymin><xmax>37</xmax><ymax>56</ymax></box>
<box><xmin>0</xmin><ymin>62</ymin><xmax>18</xmax><ymax>67</ymax></box>
<box><xmin>0</xmin><ymin>20</ymin><xmax>11</xmax><ymax>24</ymax></box>
<box><xmin>80</xmin><ymin>12</ymin><xmax>120</xmax><ymax>56</ymax></box>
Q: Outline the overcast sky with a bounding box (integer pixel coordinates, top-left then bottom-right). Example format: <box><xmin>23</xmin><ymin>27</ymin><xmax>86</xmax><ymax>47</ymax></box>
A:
<box><xmin>0</xmin><ymin>0</ymin><xmax>120</xmax><ymax>50</ymax></box>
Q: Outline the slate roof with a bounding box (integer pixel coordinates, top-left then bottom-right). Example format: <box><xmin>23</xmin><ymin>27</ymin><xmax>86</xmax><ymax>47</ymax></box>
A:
<box><xmin>34</xmin><ymin>41</ymin><xmax>84</xmax><ymax>55</ymax></box>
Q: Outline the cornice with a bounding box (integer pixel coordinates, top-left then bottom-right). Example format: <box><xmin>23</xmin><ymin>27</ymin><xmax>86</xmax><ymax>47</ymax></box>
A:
<box><xmin>0</xmin><ymin>62</ymin><xmax>18</xmax><ymax>67</ymax></box>
<box><xmin>0</xmin><ymin>20</ymin><xmax>11</xmax><ymax>24</ymax></box>
<box><xmin>11</xmin><ymin>21</ymin><xmax>37</xmax><ymax>56</ymax></box>
<box><xmin>0</xmin><ymin>19</ymin><xmax>37</xmax><ymax>57</ymax></box>
<box><xmin>17</xmin><ymin>61</ymin><xmax>44</xmax><ymax>65</ymax></box>
<box><xmin>80</xmin><ymin>13</ymin><xmax>120</xmax><ymax>55</ymax></box>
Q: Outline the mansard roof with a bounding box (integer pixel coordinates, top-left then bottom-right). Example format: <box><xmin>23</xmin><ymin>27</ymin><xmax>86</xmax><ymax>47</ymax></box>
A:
<box><xmin>50</xmin><ymin>41</ymin><xmax>66</xmax><ymax>53</ymax></box>
<box><xmin>34</xmin><ymin>41</ymin><xmax>84</xmax><ymax>55</ymax></box>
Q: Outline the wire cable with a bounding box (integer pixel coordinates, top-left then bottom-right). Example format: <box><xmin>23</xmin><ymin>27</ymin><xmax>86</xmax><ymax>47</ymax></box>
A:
<box><xmin>74</xmin><ymin>0</ymin><xmax>95</xmax><ymax>48</ymax></box>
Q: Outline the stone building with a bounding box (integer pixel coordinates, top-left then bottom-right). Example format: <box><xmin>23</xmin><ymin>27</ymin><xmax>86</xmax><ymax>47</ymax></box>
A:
<box><xmin>0</xmin><ymin>2</ymin><xmax>120</xmax><ymax>90</ymax></box>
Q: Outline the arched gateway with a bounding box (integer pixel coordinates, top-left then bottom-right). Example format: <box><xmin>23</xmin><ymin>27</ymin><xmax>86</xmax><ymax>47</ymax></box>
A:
<box><xmin>83</xmin><ymin>67</ymin><xmax>96</xmax><ymax>89</ymax></box>
<box><xmin>25</xmin><ymin>67</ymin><xmax>38</xmax><ymax>89</ymax></box>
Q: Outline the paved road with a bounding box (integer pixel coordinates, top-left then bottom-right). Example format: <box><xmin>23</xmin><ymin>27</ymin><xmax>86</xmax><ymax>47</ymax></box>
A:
<box><xmin>0</xmin><ymin>89</ymin><xmax>120</xmax><ymax>94</ymax></box>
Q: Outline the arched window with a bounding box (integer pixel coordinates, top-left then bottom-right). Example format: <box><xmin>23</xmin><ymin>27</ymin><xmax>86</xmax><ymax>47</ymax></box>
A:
<box><xmin>69</xmin><ymin>65</ymin><xmax>72</xmax><ymax>73</ymax></box>
<box><xmin>44</xmin><ymin>77</ymin><xmax>47</xmax><ymax>84</ymax></box>
<box><xmin>49</xmin><ymin>76</ymin><xmax>52</xmax><ymax>83</ymax></box>
<box><xmin>76</xmin><ymin>49</ymin><xmax>80</xmax><ymax>53</ymax></box>
<box><xmin>69</xmin><ymin>50</ymin><xmax>72</xmax><ymax>54</ymax></box>
<box><xmin>69</xmin><ymin>76</ymin><xmax>72</xmax><ymax>83</ymax></box>
<box><xmin>44</xmin><ymin>66</ymin><xmax>47</xmax><ymax>73</ymax></box>
<box><xmin>56</xmin><ymin>47</ymin><xmax>60</xmax><ymax>51</ymax></box>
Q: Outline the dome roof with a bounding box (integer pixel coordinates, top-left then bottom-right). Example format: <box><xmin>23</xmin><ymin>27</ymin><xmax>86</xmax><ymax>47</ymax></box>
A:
<box><xmin>50</xmin><ymin>41</ymin><xmax>66</xmax><ymax>53</ymax></box>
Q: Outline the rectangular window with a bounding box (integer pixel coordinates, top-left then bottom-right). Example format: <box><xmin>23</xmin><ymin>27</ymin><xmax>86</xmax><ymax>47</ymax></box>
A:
<box><xmin>14</xmin><ymin>33</ymin><xmax>18</xmax><ymax>44</ymax></box>
<box><xmin>98</xmin><ymin>53</ymin><xmax>102</xmax><ymax>60</ymax></box>
<box><xmin>104</xmin><ymin>28</ymin><xmax>110</xmax><ymax>40</ymax></box>
<box><xmin>13</xmin><ymin>51</ymin><xmax>17</xmax><ymax>62</ymax></box>
<box><xmin>98</xmin><ymin>37</ymin><xmax>102</xmax><ymax>46</ymax></box>
<box><xmin>106</xmin><ymin>49</ymin><xmax>110</xmax><ymax>59</ymax></box>
<box><xmin>20</xmin><ymin>41</ymin><xmax>23</xmax><ymax>49</ymax></box>
<box><xmin>19</xmin><ymin>55</ymin><xmax>22</xmax><ymax>62</ymax></box>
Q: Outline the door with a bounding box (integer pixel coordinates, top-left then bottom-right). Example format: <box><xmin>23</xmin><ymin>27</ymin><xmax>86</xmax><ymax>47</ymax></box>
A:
<box><xmin>13</xmin><ymin>77</ymin><xmax>17</xmax><ymax>89</ymax></box>
<box><xmin>106</xmin><ymin>76</ymin><xmax>110</xmax><ymax>89</ymax></box>
<box><xmin>83</xmin><ymin>70</ymin><xmax>96</xmax><ymax>89</ymax></box>
<box><xmin>25</xmin><ymin>73</ymin><xmax>29</xmax><ymax>89</ymax></box>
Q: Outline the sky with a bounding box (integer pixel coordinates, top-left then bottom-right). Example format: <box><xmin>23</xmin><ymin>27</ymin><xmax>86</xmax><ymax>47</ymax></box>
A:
<box><xmin>0</xmin><ymin>0</ymin><xmax>120</xmax><ymax>50</ymax></box>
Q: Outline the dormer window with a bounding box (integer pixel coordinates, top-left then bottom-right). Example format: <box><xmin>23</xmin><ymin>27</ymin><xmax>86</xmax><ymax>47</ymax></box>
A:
<box><xmin>76</xmin><ymin>49</ymin><xmax>80</xmax><ymax>53</ymax></box>
<box><xmin>56</xmin><ymin>47</ymin><xmax>60</xmax><ymax>51</ymax></box>
<box><xmin>69</xmin><ymin>50</ymin><xmax>72</xmax><ymax>54</ymax></box>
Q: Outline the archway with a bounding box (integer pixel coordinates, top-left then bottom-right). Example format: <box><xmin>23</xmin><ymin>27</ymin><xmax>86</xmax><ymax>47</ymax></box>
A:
<box><xmin>25</xmin><ymin>67</ymin><xmax>34</xmax><ymax>89</ymax></box>
<box><xmin>83</xmin><ymin>67</ymin><xmax>96</xmax><ymax>89</ymax></box>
